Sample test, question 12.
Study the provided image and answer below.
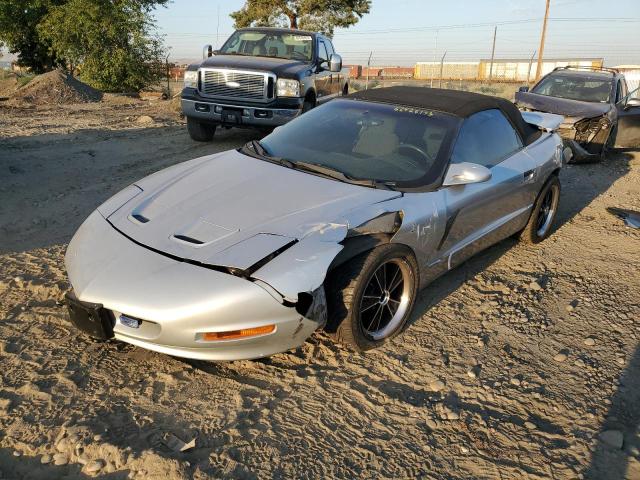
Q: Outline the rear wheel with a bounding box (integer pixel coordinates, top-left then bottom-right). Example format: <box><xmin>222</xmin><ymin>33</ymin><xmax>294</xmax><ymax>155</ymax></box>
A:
<box><xmin>326</xmin><ymin>244</ymin><xmax>418</xmax><ymax>351</ymax></box>
<box><xmin>517</xmin><ymin>175</ymin><xmax>561</xmax><ymax>244</ymax></box>
<box><xmin>187</xmin><ymin>117</ymin><xmax>216</xmax><ymax>142</ymax></box>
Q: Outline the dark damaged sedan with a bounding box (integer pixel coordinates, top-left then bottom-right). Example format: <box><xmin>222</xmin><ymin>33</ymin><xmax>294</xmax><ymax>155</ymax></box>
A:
<box><xmin>516</xmin><ymin>66</ymin><xmax>640</xmax><ymax>162</ymax></box>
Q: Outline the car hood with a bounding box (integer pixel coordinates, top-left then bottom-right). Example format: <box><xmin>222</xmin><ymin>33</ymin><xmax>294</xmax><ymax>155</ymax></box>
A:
<box><xmin>105</xmin><ymin>150</ymin><xmax>400</xmax><ymax>270</ymax></box>
<box><xmin>200</xmin><ymin>55</ymin><xmax>311</xmax><ymax>78</ymax></box>
<box><xmin>515</xmin><ymin>91</ymin><xmax>611</xmax><ymax>118</ymax></box>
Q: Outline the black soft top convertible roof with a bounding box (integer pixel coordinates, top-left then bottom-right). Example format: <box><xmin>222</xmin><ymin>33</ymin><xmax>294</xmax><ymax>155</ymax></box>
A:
<box><xmin>348</xmin><ymin>86</ymin><xmax>540</xmax><ymax>145</ymax></box>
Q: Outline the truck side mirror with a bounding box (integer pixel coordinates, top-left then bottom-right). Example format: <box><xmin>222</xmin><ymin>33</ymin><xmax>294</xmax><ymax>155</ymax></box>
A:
<box><xmin>329</xmin><ymin>54</ymin><xmax>343</xmax><ymax>73</ymax></box>
<box><xmin>203</xmin><ymin>44</ymin><xmax>213</xmax><ymax>59</ymax></box>
<box><xmin>518</xmin><ymin>86</ymin><xmax>529</xmax><ymax>93</ymax></box>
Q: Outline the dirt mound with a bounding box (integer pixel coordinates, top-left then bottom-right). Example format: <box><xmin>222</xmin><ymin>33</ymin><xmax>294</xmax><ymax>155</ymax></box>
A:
<box><xmin>0</xmin><ymin>74</ymin><xmax>19</xmax><ymax>99</ymax></box>
<box><xmin>10</xmin><ymin>69</ymin><xmax>102</xmax><ymax>105</ymax></box>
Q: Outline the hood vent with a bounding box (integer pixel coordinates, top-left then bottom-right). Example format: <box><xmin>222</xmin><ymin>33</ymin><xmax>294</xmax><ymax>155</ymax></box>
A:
<box><xmin>173</xmin><ymin>234</ymin><xmax>205</xmax><ymax>245</ymax></box>
<box><xmin>131</xmin><ymin>214</ymin><xmax>150</xmax><ymax>224</ymax></box>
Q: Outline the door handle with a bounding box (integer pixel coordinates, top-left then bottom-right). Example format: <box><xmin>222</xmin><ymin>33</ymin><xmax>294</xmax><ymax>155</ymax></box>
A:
<box><xmin>523</xmin><ymin>169</ymin><xmax>536</xmax><ymax>182</ymax></box>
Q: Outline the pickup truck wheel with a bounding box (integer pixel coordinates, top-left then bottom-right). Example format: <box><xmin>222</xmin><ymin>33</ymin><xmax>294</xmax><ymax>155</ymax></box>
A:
<box><xmin>325</xmin><ymin>244</ymin><xmax>418</xmax><ymax>352</ymax></box>
<box><xmin>302</xmin><ymin>95</ymin><xmax>316</xmax><ymax>113</ymax></box>
<box><xmin>187</xmin><ymin>118</ymin><xmax>216</xmax><ymax>142</ymax></box>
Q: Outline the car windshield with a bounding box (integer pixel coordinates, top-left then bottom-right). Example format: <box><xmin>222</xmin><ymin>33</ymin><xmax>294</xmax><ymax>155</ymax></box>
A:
<box><xmin>219</xmin><ymin>31</ymin><xmax>313</xmax><ymax>62</ymax></box>
<box><xmin>532</xmin><ymin>73</ymin><xmax>612</xmax><ymax>103</ymax></box>
<box><xmin>257</xmin><ymin>99</ymin><xmax>459</xmax><ymax>185</ymax></box>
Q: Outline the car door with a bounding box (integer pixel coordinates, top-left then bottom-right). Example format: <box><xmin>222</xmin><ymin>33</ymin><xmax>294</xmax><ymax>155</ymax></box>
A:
<box><xmin>438</xmin><ymin>109</ymin><xmax>537</xmax><ymax>268</ymax></box>
<box><xmin>315</xmin><ymin>40</ymin><xmax>332</xmax><ymax>103</ymax></box>
<box><xmin>615</xmin><ymin>86</ymin><xmax>640</xmax><ymax>148</ymax></box>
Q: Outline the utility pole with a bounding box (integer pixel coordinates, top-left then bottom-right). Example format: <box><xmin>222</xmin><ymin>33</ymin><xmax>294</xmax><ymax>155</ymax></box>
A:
<box><xmin>216</xmin><ymin>4</ymin><xmax>220</xmax><ymax>48</ymax></box>
<box><xmin>431</xmin><ymin>29</ymin><xmax>439</xmax><ymax>88</ymax></box>
<box><xmin>439</xmin><ymin>51</ymin><xmax>447</xmax><ymax>88</ymax></box>
<box><xmin>535</xmin><ymin>0</ymin><xmax>551</xmax><ymax>81</ymax></box>
<box><xmin>488</xmin><ymin>26</ymin><xmax>497</xmax><ymax>81</ymax></box>
<box><xmin>165</xmin><ymin>52</ymin><xmax>171</xmax><ymax>98</ymax></box>
<box><xmin>366</xmin><ymin>51</ymin><xmax>373</xmax><ymax>90</ymax></box>
<box><xmin>526</xmin><ymin>50</ymin><xmax>537</xmax><ymax>85</ymax></box>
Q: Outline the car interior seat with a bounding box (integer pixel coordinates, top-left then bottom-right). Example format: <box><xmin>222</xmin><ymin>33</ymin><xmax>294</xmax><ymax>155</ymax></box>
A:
<box><xmin>353</xmin><ymin>119</ymin><xmax>399</xmax><ymax>157</ymax></box>
<box><xmin>253</xmin><ymin>45</ymin><xmax>267</xmax><ymax>56</ymax></box>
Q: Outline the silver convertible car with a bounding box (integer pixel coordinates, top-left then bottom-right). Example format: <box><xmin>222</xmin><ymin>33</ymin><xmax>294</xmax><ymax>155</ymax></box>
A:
<box><xmin>65</xmin><ymin>87</ymin><xmax>564</xmax><ymax>360</ymax></box>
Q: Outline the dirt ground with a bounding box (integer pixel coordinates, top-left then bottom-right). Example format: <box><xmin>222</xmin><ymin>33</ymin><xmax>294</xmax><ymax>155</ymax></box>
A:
<box><xmin>0</xmin><ymin>98</ymin><xmax>639</xmax><ymax>480</ymax></box>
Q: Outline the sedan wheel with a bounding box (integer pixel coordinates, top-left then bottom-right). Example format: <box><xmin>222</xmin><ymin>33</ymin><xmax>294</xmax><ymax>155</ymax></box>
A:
<box><xmin>326</xmin><ymin>244</ymin><xmax>418</xmax><ymax>351</ymax></box>
<box><xmin>518</xmin><ymin>175</ymin><xmax>561</xmax><ymax>244</ymax></box>
<box><xmin>359</xmin><ymin>259</ymin><xmax>412</xmax><ymax>341</ymax></box>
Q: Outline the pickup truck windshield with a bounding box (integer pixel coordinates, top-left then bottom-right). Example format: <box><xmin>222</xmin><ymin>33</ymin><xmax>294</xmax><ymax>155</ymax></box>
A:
<box><xmin>532</xmin><ymin>74</ymin><xmax>612</xmax><ymax>103</ymax></box>
<box><xmin>219</xmin><ymin>31</ymin><xmax>313</xmax><ymax>62</ymax></box>
<box><xmin>259</xmin><ymin>99</ymin><xmax>459</xmax><ymax>185</ymax></box>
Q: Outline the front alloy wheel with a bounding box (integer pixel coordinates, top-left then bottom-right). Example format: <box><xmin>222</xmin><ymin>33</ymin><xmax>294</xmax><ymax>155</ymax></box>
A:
<box><xmin>326</xmin><ymin>244</ymin><xmax>418</xmax><ymax>351</ymax></box>
<box><xmin>359</xmin><ymin>259</ymin><xmax>412</xmax><ymax>341</ymax></box>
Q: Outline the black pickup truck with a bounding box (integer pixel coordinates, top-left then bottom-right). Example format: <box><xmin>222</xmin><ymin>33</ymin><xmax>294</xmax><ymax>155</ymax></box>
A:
<box><xmin>181</xmin><ymin>27</ymin><xmax>349</xmax><ymax>141</ymax></box>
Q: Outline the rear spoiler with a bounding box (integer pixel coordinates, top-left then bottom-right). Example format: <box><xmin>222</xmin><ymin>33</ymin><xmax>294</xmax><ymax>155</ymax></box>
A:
<box><xmin>521</xmin><ymin>111</ymin><xmax>564</xmax><ymax>132</ymax></box>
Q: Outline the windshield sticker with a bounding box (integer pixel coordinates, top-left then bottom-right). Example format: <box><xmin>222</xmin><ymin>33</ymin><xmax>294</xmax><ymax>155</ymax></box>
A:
<box><xmin>394</xmin><ymin>106</ymin><xmax>434</xmax><ymax>116</ymax></box>
<box><xmin>293</xmin><ymin>35</ymin><xmax>313</xmax><ymax>41</ymax></box>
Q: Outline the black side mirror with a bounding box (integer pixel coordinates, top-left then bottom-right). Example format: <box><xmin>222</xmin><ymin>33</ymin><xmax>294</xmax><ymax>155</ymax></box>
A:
<box><xmin>519</xmin><ymin>86</ymin><xmax>529</xmax><ymax>93</ymax></box>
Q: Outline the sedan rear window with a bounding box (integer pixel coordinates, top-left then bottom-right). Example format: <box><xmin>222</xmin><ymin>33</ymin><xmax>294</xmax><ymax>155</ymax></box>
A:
<box><xmin>532</xmin><ymin>74</ymin><xmax>612</xmax><ymax>103</ymax></box>
<box><xmin>259</xmin><ymin>99</ymin><xmax>459</xmax><ymax>184</ymax></box>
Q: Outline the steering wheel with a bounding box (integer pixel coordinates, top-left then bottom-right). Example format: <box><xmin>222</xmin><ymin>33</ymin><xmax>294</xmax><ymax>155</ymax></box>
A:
<box><xmin>291</xmin><ymin>51</ymin><xmax>308</xmax><ymax>61</ymax></box>
<box><xmin>395</xmin><ymin>143</ymin><xmax>433</xmax><ymax>169</ymax></box>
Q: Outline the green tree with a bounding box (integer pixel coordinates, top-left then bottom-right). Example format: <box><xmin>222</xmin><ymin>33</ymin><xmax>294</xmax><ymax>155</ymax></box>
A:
<box><xmin>38</xmin><ymin>0</ymin><xmax>167</xmax><ymax>91</ymax></box>
<box><xmin>231</xmin><ymin>0</ymin><xmax>371</xmax><ymax>36</ymax></box>
<box><xmin>0</xmin><ymin>0</ymin><xmax>65</xmax><ymax>73</ymax></box>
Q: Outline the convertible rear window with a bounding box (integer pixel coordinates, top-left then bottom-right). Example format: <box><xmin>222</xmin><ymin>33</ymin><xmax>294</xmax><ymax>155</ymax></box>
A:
<box><xmin>259</xmin><ymin>99</ymin><xmax>459</xmax><ymax>184</ymax></box>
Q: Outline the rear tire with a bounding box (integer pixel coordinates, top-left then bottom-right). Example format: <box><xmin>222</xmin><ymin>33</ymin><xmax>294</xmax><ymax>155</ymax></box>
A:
<box><xmin>517</xmin><ymin>175</ymin><xmax>561</xmax><ymax>244</ymax></box>
<box><xmin>187</xmin><ymin>117</ymin><xmax>216</xmax><ymax>142</ymax></box>
<box><xmin>326</xmin><ymin>244</ymin><xmax>418</xmax><ymax>352</ymax></box>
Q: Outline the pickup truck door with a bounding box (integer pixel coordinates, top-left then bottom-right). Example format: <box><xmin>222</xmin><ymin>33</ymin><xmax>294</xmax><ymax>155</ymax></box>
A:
<box><xmin>615</xmin><ymin>87</ymin><xmax>640</xmax><ymax>148</ymax></box>
<box><xmin>324</xmin><ymin>39</ymin><xmax>342</xmax><ymax>97</ymax></box>
<box><xmin>315</xmin><ymin>40</ymin><xmax>332</xmax><ymax>103</ymax></box>
<box><xmin>438</xmin><ymin>109</ymin><xmax>537</xmax><ymax>268</ymax></box>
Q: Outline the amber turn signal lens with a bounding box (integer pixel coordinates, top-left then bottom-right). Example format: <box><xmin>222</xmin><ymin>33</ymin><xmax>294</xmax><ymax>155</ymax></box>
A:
<box><xmin>202</xmin><ymin>324</ymin><xmax>276</xmax><ymax>341</ymax></box>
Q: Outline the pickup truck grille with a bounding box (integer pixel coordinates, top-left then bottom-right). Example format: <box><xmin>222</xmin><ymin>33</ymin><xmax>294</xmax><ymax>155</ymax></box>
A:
<box><xmin>200</xmin><ymin>69</ymin><xmax>273</xmax><ymax>102</ymax></box>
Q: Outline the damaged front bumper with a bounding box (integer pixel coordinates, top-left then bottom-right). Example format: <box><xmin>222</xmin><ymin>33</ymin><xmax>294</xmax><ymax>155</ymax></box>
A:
<box><xmin>65</xmin><ymin>211</ymin><xmax>325</xmax><ymax>361</ymax></box>
<box><xmin>558</xmin><ymin>116</ymin><xmax>613</xmax><ymax>163</ymax></box>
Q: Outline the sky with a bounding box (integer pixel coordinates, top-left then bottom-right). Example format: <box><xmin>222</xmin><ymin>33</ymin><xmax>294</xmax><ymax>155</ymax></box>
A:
<box><xmin>152</xmin><ymin>0</ymin><xmax>640</xmax><ymax>67</ymax></box>
<box><xmin>1</xmin><ymin>0</ymin><xmax>638</xmax><ymax>67</ymax></box>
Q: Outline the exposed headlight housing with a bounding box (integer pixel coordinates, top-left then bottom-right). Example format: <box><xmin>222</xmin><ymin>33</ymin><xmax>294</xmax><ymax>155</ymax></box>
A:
<box><xmin>276</xmin><ymin>78</ymin><xmax>300</xmax><ymax>97</ymax></box>
<box><xmin>184</xmin><ymin>70</ymin><xmax>198</xmax><ymax>89</ymax></box>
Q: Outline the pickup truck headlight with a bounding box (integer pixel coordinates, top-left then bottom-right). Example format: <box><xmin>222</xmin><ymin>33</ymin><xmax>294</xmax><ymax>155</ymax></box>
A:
<box><xmin>276</xmin><ymin>78</ymin><xmax>300</xmax><ymax>97</ymax></box>
<box><xmin>184</xmin><ymin>70</ymin><xmax>198</xmax><ymax>88</ymax></box>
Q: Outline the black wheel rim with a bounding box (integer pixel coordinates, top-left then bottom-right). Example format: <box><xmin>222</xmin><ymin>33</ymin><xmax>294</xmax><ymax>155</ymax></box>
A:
<box><xmin>536</xmin><ymin>185</ymin><xmax>557</xmax><ymax>237</ymax></box>
<box><xmin>359</xmin><ymin>259</ymin><xmax>411</xmax><ymax>341</ymax></box>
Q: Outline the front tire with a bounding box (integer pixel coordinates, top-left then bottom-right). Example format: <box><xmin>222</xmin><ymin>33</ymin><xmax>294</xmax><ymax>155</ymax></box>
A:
<box><xmin>326</xmin><ymin>244</ymin><xmax>418</xmax><ymax>351</ymax></box>
<box><xmin>187</xmin><ymin>117</ymin><xmax>216</xmax><ymax>142</ymax></box>
<box><xmin>302</xmin><ymin>93</ymin><xmax>316</xmax><ymax>114</ymax></box>
<box><xmin>599</xmin><ymin>126</ymin><xmax>617</xmax><ymax>161</ymax></box>
<box><xmin>517</xmin><ymin>175</ymin><xmax>561</xmax><ymax>244</ymax></box>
